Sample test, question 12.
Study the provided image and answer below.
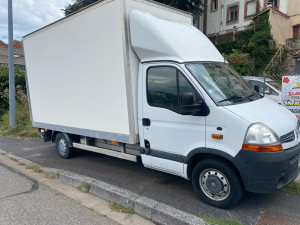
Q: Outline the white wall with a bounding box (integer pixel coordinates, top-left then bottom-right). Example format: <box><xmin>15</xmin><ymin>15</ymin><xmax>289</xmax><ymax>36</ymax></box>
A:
<box><xmin>279</xmin><ymin>0</ymin><xmax>288</xmax><ymax>14</ymax></box>
<box><xmin>201</xmin><ymin>0</ymin><xmax>259</xmax><ymax>36</ymax></box>
<box><xmin>201</xmin><ymin>0</ymin><xmax>291</xmax><ymax>36</ymax></box>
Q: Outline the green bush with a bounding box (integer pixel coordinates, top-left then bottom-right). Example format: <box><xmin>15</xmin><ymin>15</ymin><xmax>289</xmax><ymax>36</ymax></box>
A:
<box><xmin>216</xmin><ymin>12</ymin><xmax>276</xmax><ymax>76</ymax></box>
<box><xmin>0</xmin><ymin>67</ymin><xmax>26</xmax><ymax>115</ymax></box>
<box><xmin>248</xmin><ymin>29</ymin><xmax>275</xmax><ymax>74</ymax></box>
<box><xmin>223</xmin><ymin>49</ymin><xmax>250</xmax><ymax>75</ymax></box>
<box><xmin>0</xmin><ymin>85</ymin><xmax>38</xmax><ymax>138</ymax></box>
<box><xmin>216</xmin><ymin>41</ymin><xmax>239</xmax><ymax>55</ymax></box>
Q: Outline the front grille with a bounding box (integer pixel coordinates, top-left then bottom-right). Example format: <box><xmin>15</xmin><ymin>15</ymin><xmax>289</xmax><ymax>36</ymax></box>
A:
<box><xmin>280</xmin><ymin>131</ymin><xmax>295</xmax><ymax>143</ymax></box>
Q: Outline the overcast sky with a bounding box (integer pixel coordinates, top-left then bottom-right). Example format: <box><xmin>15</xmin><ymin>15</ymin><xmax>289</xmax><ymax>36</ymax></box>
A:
<box><xmin>0</xmin><ymin>0</ymin><xmax>73</xmax><ymax>43</ymax></box>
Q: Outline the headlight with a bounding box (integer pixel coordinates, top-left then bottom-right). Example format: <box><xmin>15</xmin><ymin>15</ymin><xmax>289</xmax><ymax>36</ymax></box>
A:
<box><xmin>242</xmin><ymin>123</ymin><xmax>283</xmax><ymax>152</ymax></box>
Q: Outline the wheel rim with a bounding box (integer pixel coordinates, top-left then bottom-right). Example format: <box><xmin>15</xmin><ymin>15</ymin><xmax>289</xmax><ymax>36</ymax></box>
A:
<box><xmin>58</xmin><ymin>138</ymin><xmax>67</xmax><ymax>155</ymax></box>
<box><xmin>199</xmin><ymin>168</ymin><xmax>230</xmax><ymax>201</ymax></box>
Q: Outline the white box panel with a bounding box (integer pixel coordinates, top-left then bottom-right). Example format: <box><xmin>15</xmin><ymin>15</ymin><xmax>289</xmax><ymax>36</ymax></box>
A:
<box><xmin>23</xmin><ymin>0</ymin><xmax>192</xmax><ymax>143</ymax></box>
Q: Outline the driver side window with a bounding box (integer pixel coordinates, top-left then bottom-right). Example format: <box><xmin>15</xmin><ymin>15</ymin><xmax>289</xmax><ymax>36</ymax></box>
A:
<box><xmin>147</xmin><ymin>66</ymin><xmax>200</xmax><ymax>114</ymax></box>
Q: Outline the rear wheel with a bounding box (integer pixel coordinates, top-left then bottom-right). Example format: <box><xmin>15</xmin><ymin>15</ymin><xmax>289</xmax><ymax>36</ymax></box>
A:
<box><xmin>55</xmin><ymin>133</ymin><xmax>73</xmax><ymax>159</ymax></box>
<box><xmin>192</xmin><ymin>158</ymin><xmax>243</xmax><ymax>209</ymax></box>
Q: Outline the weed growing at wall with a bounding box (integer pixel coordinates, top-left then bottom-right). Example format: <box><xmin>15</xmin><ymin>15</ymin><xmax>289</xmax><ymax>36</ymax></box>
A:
<box><xmin>216</xmin><ymin>12</ymin><xmax>276</xmax><ymax>75</ymax></box>
<box><xmin>223</xmin><ymin>50</ymin><xmax>250</xmax><ymax>75</ymax></box>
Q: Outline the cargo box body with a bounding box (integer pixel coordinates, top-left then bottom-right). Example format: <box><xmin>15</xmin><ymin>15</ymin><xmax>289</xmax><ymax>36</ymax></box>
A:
<box><xmin>23</xmin><ymin>0</ymin><xmax>192</xmax><ymax>144</ymax></box>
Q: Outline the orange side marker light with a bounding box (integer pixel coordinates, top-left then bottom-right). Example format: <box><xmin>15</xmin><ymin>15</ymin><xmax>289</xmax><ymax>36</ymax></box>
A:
<box><xmin>212</xmin><ymin>134</ymin><xmax>223</xmax><ymax>139</ymax></box>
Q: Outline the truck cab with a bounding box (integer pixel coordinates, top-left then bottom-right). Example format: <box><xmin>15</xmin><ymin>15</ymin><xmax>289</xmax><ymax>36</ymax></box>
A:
<box><xmin>131</xmin><ymin>11</ymin><xmax>300</xmax><ymax>208</ymax></box>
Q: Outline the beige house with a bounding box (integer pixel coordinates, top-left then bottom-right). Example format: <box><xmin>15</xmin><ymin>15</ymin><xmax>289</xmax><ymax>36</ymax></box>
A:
<box><xmin>288</xmin><ymin>0</ymin><xmax>300</xmax><ymax>39</ymax></box>
<box><xmin>255</xmin><ymin>0</ymin><xmax>300</xmax><ymax>46</ymax></box>
<box><xmin>198</xmin><ymin>0</ymin><xmax>300</xmax><ymax>46</ymax></box>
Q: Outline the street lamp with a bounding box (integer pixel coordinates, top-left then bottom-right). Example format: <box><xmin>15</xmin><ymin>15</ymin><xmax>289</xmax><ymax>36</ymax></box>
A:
<box><xmin>8</xmin><ymin>0</ymin><xmax>16</xmax><ymax>127</ymax></box>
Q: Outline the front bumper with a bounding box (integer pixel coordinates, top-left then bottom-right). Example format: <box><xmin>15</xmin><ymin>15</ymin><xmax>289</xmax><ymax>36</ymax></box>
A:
<box><xmin>233</xmin><ymin>143</ymin><xmax>300</xmax><ymax>193</ymax></box>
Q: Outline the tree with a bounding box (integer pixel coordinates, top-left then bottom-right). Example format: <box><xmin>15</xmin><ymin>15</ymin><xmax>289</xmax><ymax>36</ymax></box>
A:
<box><xmin>64</xmin><ymin>0</ymin><xmax>204</xmax><ymax>17</ymax></box>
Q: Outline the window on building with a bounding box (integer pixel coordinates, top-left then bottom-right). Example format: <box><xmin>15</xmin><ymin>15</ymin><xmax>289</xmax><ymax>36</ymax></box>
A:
<box><xmin>246</xmin><ymin>1</ymin><xmax>256</xmax><ymax>17</ymax></box>
<box><xmin>293</xmin><ymin>25</ymin><xmax>300</xmax><ymax>38</ymax></box>
<box><xmin>211</xmin><ymin>0</ymin><xmax>218</xmax><ymax>11</ymax></box>
<box><xmin>266</xmin><ymin>0</ymin><xmax>278</xmax><ymax>8</ymax></box>
<box><xmin>227</xmin><ymin>5</ymin><xmax>238</xmax><ymax>22</ymax></box>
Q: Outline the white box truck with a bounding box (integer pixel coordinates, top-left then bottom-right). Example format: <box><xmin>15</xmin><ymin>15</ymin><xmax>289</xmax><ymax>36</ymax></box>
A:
<box><xmin>23</xmin><ymin>0</ymin><xmax>300</xmax><ymax>208</ymax></box>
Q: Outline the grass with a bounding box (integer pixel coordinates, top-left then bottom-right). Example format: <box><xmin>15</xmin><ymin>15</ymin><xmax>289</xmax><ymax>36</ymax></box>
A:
<box><xmin>0</xmin><ymin>152</ymin><xmax>7</xmax><ymax>155</ymax></box>
<box><xmin>0</xmin><ymin>101</ymin><xmax>39</xmax><ymax>139</ymax></box>
<box><xmin>26</xmin><ymin>165</ymin><xmax>43</xmax><ymax>173</ymax></box>
<box><xmin>201</xmin><ymin>215</ymin><xmax>243</xmax><ymax>225</ymax></box>
<box><xmin>109</xmin><ymin>202</ymin><xmax>133</xmax><ymax>214</ymax></box>
<box><xmin>77</xmin><ymin>181</ymin><xmax>91</xmax><ymax>192</ymax></box>
<box><xmin>282</xmin><ymin>182</ymin><xmax>300</xmax><ymax>195</ymax></box>
<box><xmin>9</xmin><ymin>157</ymin><xmax>18</xmax><ymax>162</ymax></box>
<box><xmin>8</xmin><ymin>152</ymin><xmax>17</xmax><ymax>156</ymax></box>
<box><xmin>56</xmin><ymin>171</ymin><xmax>62</xmax><ymax>177</ymax></box>
<box><xmin>42</xmin><ymin>171</ymin><xmax>56</xmax><ymax>179</ymax></box>
<box><xmin>19</xmin><ymin>162</ymin><xmax>26</xmax><ymax>166</ymax></box>
<box><xmin>133</xmin><ymin>185</ymin><xmax>145</xmax><ymax>194</ymax></box>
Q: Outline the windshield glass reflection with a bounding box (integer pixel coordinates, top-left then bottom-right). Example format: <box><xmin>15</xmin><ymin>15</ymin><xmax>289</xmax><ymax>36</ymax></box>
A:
<box><xmin>186</xmin><ymin>63</ymin><xmax>261</xmax><ymax>105</ymax></box>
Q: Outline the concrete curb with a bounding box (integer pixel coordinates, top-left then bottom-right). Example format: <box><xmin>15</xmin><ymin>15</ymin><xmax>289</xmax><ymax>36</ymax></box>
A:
<box><xmin>58</xmin><ymin>170</ymin><xmax>205</xmax><ymax>225</ymax></box>
<box><xmin>1</xmin><ymin>150</ymin><xmax>35</xmax><ymax>166</ymax></box>
<box><xmin>0</xmin><ymin>149</ymin><xmax>205</xmax><ymax>225</ymax></box>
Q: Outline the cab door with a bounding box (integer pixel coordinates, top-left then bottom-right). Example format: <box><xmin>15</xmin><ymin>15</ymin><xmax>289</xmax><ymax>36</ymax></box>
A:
<box><xmin>140</xmin><ymin>64</ymin><xmax>206</xmax><ymax>176</ymax></box>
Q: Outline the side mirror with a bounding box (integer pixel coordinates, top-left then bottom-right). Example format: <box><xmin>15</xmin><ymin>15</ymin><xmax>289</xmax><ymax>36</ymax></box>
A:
<box><xmin>180</xmin><ymin>92</ymin><xmax>202</xmax><ymax>115</ymax></box>
<box><xmin>254</xmin><ymin>85</ymin><xmax>260</xmax><ymax>93</ymax></box>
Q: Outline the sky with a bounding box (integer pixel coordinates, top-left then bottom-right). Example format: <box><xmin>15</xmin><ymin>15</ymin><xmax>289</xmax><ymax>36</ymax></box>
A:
<box><xmin>0</xmin><ymin>0</ymin><xmax>73</xmax><ymax>43</ymax></box>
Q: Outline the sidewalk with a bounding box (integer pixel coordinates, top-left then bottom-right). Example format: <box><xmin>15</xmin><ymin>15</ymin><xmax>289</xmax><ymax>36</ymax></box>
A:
<box><xmin>0</xmin><ymin>154</ymin><xmax>154</xmax><ymax>225</ymax></box>
<box><xmin>0</xmin><ymin>150</ymin><xmax>204</xmax><ymax>225</ymax></box>
<box><xmin>0</xmin><ymin>162</ymin><xmax>120</xmax><ymax>225</ymax></box>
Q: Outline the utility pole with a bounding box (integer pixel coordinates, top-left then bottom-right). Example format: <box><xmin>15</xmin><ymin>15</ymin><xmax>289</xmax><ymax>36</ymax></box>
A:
<box><xmin>8</xmin><ymin>0</ymin><xmax>16</xmax><ymax>127</ymax></box>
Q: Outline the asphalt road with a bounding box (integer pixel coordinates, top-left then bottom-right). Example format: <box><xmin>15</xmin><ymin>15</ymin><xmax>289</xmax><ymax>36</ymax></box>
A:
<box><xmin>1</xmin><ymin>136</ymin><xmax>300</xmax><ymax>225</ymax></box>
<box><xmin>0</xmin><ymin>161</ymin><xmax>119</xmax><ymax>225</ymax></box>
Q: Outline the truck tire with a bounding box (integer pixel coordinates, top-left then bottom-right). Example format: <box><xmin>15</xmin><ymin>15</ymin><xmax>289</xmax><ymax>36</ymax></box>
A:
<box><xmin>192</xmin><ymin>158</ymin><xmax>243</xmax><ymax>209</ymax></box>
<box><xmin>55</xmin><ymin>133</ymin><xmax>73</xmax><ymax>159</ymax></box>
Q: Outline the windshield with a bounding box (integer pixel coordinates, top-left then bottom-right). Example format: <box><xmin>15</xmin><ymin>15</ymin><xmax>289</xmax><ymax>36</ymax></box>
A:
<box><xmin>186</xmin><ymin>63</ymin><xmax>261</xmax><ymax>106</ymax></box>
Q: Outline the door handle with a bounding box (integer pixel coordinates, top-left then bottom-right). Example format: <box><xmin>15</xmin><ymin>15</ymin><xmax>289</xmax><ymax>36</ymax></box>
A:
<box><xmin>142</xmin><ymin>118</ymin><xmax>151</xmax><ymax>126</ymax></box>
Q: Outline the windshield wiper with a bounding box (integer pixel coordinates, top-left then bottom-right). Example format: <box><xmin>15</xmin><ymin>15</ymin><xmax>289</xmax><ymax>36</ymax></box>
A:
<box><xmin>247</xmin><ymin>92</ymin><xmax>261</xmax><ymax>99</ymax></box>
<box><xmin>218</xmin><ymin>96</ymin><xmax>244</xmax><ymax>103</ymax></box>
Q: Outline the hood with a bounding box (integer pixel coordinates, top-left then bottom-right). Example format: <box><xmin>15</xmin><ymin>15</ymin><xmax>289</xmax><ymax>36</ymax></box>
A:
<box><xmin>224</xmin><ymin>97</ymin><xmax>297</xmax><ymax>137</ymax></box>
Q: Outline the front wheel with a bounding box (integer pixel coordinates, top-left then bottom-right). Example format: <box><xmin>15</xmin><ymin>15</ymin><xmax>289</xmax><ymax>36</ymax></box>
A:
<box><xmin>55</xmin><ymin>133</ymin><xmax>73</xmax><ymax>159</ymax></box>
<box><xmin>192</xmin><ymin>158</ymin><xmax>243</xmax><ymax>209</ymax></box>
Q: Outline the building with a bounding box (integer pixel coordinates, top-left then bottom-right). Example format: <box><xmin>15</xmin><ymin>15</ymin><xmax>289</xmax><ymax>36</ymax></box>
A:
<box><xmin>0</xmin><ymin>40</ymin><xmax>25</xmax><ymax>70</ymax></box>
<box><xmin>197</xmin><ymin>0</ymin><xmax>299</xmax><ymax>46</ymax></box>
<box><xmin>0</xmin><ymin>40</ymin><xmax>7</xmax><ymax>47</ymax></box>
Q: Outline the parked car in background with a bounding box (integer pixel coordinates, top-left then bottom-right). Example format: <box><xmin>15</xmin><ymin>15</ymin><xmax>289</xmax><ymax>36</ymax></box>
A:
<box><xmin>243</xmin><ymin>76</ymin><xmax>281</xmax><ymax>104</ymax></box>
